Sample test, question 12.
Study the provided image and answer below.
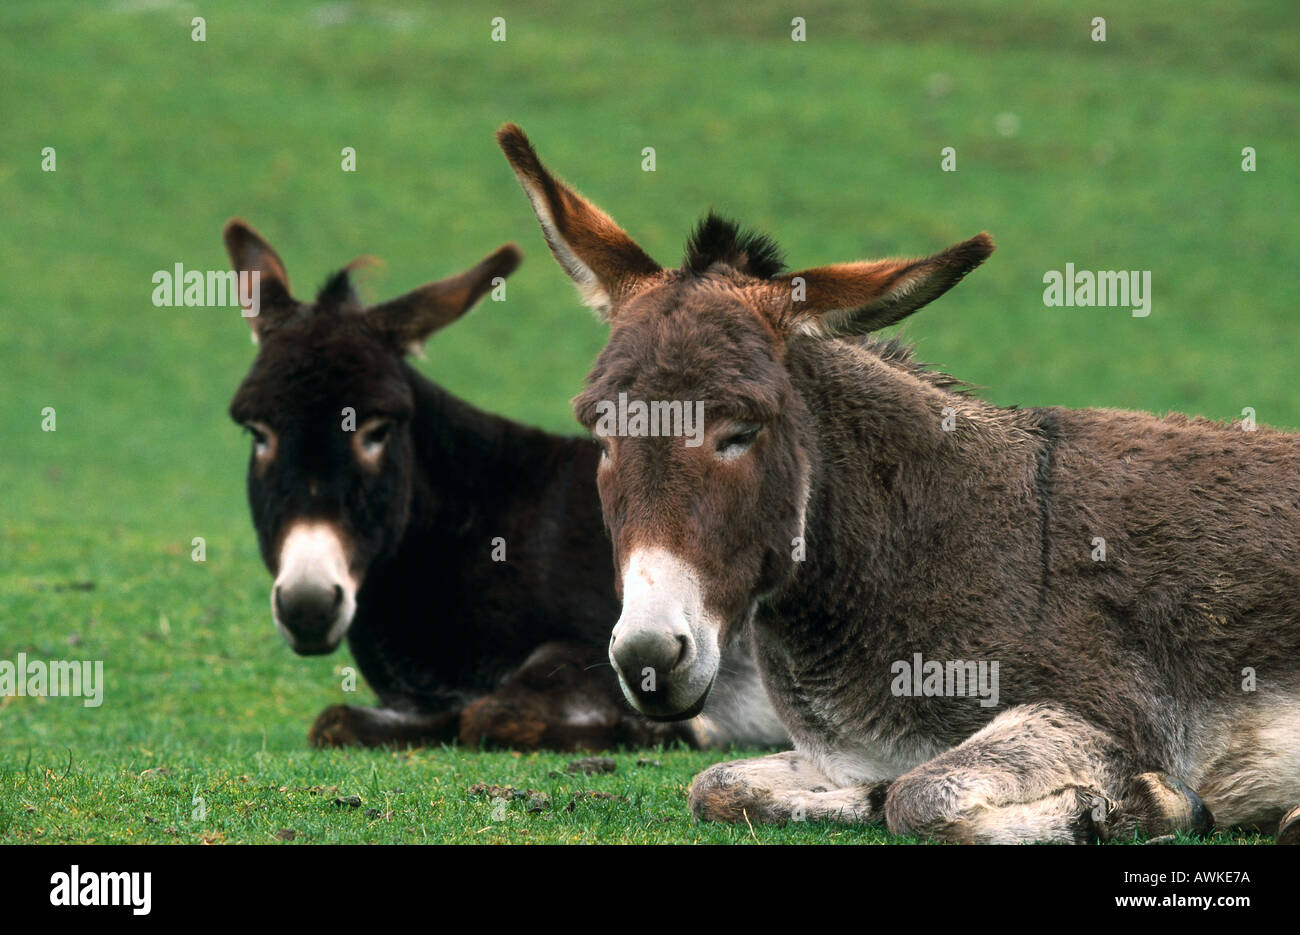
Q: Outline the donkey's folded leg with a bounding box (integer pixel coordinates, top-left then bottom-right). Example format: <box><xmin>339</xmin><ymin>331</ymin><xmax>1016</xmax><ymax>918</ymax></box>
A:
<box><xmin>884</xmin><ymin>703</ymin><xmax>1123</xmax><ymax>844</ymax></box>
<box><xmin>308</xmin><ymin>704</ymin><xmax>460</xmax><ymax>749</ymax></box>
<box><xmin>1095</xmin><ymin>772</ymin><xmax>1215</xmax><ymax>842</ymax></box>
<box><xmin>689</xmin><ymin>750</ymin><xmax>890</xmax><ymax>825</ymax></box>
<box><xmin>883</xmin><ymin>703</ymin><xmax>1212</xmax><ymax>844</ymax></box>
<box><xmin>458</xmin><ymin>641</ymin><xmax>691</xmax><ymax>752</ymax></box>
<box><xmin>889</xmin><ymin>768</ymin><xmax>1213</xmax><ymax>845</ymax></box>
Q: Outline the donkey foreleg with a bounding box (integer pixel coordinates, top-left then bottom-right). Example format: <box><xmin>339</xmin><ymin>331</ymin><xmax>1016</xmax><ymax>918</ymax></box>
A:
<box><xmin>308</xmin><ymin>704</ymin><xmax>461</xmax><ymax>748</ymax></box>
<box><xmin>689</xmin><ymin>751</ymin><xmax>890</xmax><ymax>825</ymax></box>
<box><xmin>458</xmin><ymin>641</ymin><xmax>691</xmax><ymax>752</ymax></box>
<box><xmin>884</xmin><ymin>703</ymin><xmax>1212</xmax><ymax>844</ymax></box>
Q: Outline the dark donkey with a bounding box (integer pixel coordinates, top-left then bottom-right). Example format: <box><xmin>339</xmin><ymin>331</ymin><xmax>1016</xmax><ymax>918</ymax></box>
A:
<box><xmin>222</xmin><ymin>220</ymin><xmax>786</xmax><ymax>752</ymax></box>
<box><xmin>499</xmin><ymin>124</ymin><xmax>1300</xmax><ymax>842</ymax></box>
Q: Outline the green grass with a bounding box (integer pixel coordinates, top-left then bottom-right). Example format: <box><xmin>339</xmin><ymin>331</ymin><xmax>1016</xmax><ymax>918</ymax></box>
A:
<box><xmin>5</xmin><ymin>745</ymin><xmax>912</xmax><ymax>845</ymax></box>
<box><xmin>0</xmin><ymin>0</ymin><xmax>1293</xmax><ymax>843</ymax></box>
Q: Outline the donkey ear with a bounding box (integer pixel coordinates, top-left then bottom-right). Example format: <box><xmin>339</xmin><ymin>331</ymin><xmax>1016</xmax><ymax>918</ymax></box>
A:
<box><xmin>367</xmin><ymin>243</ymin><xmax>523</xmax><ymax>354</ymax></box>
<box><xmin>496</xmin><ymin>123</ymin><xmax>661</xmax><ymax>320</ymax></box>
<box><xmin>222</xmin><ymin>219</ymin><xmax>297</xmax><ymax>343</ymax></box>
<box><xmin>774</xmin><ymin>233</ymin><xmax>995</xmax><ymax>338</ymax></box>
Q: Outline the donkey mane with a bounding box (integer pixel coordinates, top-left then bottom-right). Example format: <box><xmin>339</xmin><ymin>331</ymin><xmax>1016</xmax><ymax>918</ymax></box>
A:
<box><xmin>858</xmin><ymin>335</ymin><xmax>970</xmax><ymax>395</ymax></box>
<box><xmin>316</xmin><ymin>270</ymin><xmax>358</xmax><ymax>309</ymax></box>
<box><xmin>682</xmin><ymin>213</ymin><xmax>786</xmax><ymax>279</ymax></box>
<box><xmin>314</xmin><ymin>257</ymin><xmax>382</xmax><ymax>312</ymax></box>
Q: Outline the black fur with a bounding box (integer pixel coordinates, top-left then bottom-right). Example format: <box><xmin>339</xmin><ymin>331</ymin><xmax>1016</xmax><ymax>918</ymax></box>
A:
<box><xmin>682</xmin><ymin>212</ymin><xmax>786</xmax><ymax>279</ymax></box>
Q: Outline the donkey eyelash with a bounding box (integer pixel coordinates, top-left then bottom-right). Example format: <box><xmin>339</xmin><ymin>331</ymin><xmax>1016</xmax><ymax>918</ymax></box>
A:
<box><xmin>243</xmin><ymin>421</ymin><xmax>276</xmax><ymax>462</ymax></box>
<box><xmin>717</xmin><ymin>424</ymin><xmax>762</xmax><ymax>453</ymax></box>
<box><xmin>353</xmin><ymin>417</ymin><xmax>394</xmax><ymax>464</ymax></box>
<box><xmin>361</xmin><ymin>421</ymin><xmax>391</xmax><ymax>444</ymax></box>
<box><xmin>714</xmin><ymin>425</ymin><xmax>763</xmax><ymax>462</ymax></box>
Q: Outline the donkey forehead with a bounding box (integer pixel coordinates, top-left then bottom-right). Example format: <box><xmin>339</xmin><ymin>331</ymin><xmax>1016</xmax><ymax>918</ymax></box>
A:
<box><xmin>620</xmin><ymin>272</ymin><xmax>775</xmax><ymax>327</ymax></box>
<box><xmin>578</xmin><ymin>283</ymin><xmax>789</xmax><ymax>421</ymax></box>
<box><xmin>232</xmin><ymin>325</ymin><xmax>412</xmax><ymax>420</ymax></box>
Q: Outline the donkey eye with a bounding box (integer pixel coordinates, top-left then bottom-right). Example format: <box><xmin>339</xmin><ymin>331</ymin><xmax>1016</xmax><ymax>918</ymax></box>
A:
<box><xmin>355</xmin><ymin>418</ymin><xmax>393</xmax><ymax>462</ymax></box>
<box><xmin>244</xmin><ymin>422</ymin><xmax>273</xmax><ymax>457</ymax></box>
<box><xmin>363</xmin><ymin>422</ymin><xmax>391</xmax><ymax>447</ymax></box>
<box><xmin>716</xmin><ymin>423</ymin><xmax>762</xmax><ymax>460</ymax></box>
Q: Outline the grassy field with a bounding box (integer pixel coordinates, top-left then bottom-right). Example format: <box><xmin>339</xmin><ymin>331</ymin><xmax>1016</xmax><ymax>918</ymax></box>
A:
<box><xmin>0</xmin><ymin>0</ymin><xmax>1294</xmax><ymax>843</ymax></box>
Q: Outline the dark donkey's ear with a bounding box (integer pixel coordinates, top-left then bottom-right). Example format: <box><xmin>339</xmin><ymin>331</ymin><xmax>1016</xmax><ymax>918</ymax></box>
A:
<box><xmin>773</xmin><ymin>233</ymin><xmax>995</xmax><ymax>338</ymax></box>
<box><xmin>366</xmin><ymin>243</ymin><xmax>523</xmax><ymax>355</ymax></box>
<box><xmin>222</xmin><ymin>219</ymin><xmax>298</xmax><ymax>344</ymax></box>
<box><xmin>496</xmin><ymin>123</ymin><xmax>662</xmax><ymax>320</ymax></box>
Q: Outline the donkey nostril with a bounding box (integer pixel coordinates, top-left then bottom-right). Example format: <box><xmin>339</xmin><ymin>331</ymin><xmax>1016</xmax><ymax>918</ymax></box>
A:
<box><xmin>612</xmin><ymin>629</ymin><xmax>692</xmax><ymax>690</ymax></box>
<box><xmin>275</xmin><ymin>582</ymin><xmax>342</xmax><ymax>628</ymax></box>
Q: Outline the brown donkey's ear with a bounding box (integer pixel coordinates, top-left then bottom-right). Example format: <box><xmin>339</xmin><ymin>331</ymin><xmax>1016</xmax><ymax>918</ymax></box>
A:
<box><xmin>496</xmin><ymin>123</ymin><xmax>661</xmax><ymax>320</ymax></box>
<box><xmin>774</xmin><ymin>233</ymin><xmax>995</xmax><ymax>338</ymax></box>
<box><xmin>222</xmin><ymin>219</ymin><xmax>298</xmax><ymax>343</ymax></box>
<box><xmin>367</xmin><ymin>243</ymin><xmax>523</xmax><ymax>354</ymax></box>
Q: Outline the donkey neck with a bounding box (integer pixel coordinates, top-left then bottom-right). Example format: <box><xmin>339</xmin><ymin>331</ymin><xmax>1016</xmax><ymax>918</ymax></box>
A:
<box><xmin>401</xmin><ymin>362</ymin><xmax>586</xmax><ymax>529</ymax></box>
<box><xmin>778</xmin><ymin>337</ymin><xmax>1043</xmax><ymax>619</ymax></box>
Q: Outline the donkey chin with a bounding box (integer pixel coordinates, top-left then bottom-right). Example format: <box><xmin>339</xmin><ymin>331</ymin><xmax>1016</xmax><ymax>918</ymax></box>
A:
<box><xmin>270</xmin><ymin>521</ymin><xmax>360</xmax><ymax>656</ymax></box>
<box><xmin>608</xmin><ymin>548</ymin><xmax>725</xmax><ymax>721</ymax></box>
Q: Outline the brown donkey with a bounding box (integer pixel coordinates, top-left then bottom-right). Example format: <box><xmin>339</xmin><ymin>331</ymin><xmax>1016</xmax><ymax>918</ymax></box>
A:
<box><xmin>499</xmin><ymin>124</ymin><xmax>1300</xmax><ymax>843</ymax></box>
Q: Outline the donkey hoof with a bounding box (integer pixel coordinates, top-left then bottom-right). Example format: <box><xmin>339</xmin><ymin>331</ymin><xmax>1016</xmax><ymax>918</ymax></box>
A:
<box><xmin>1182</xmin><ymin>784</ymin><xmax>1215</xmax><ymax>836</ymax></box>
<box><xmin>308</xmin><ymin>704</ymin><xmax>365</xmax><ymax>748</ymax></box>
<box><xmin>1277</xmin><ymin>804</ymin><xmax>1300</xmax><ymax>845</ymax></box>
<box><xmin>1130</xmin><ymin>772</ymin><xmax>1214</xmax><ymax>838</ymax></box>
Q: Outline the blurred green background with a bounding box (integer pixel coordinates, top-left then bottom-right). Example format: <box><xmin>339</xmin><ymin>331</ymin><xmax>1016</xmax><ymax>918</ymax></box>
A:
<box><xmin>0</xmin><ymin>0</ymin><xmax>1294</xmax><ymax>842</ymax></box>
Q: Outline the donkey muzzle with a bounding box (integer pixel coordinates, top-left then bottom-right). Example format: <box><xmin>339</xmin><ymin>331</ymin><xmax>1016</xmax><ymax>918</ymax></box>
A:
<box><xmin>610</xmin><ymin>548</ymin><xmax>720</xmax><ymax>719</ymax></box>
<box><xmin>272</xmin><ymin>522</ymin><xmax>358</xmax><ymax>655</ymax></box>
<box><xmin>274</xmin><ymin>581</ymin><xmax>344</xmax><ymax>654</ymax></box>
